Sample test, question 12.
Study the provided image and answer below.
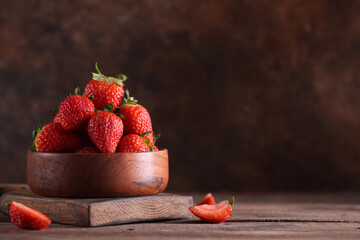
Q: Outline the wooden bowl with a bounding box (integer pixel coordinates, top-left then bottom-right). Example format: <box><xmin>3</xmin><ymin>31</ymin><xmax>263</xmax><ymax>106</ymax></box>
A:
<box><xmin>27</xmin><ymin>149</ymin><xmax>169</xmax><ymax>198</ymax></box>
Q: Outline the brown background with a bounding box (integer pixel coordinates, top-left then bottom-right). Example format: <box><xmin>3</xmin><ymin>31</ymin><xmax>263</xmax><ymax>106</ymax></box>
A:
<box><xmin>1</xmin><ymin>0</ymin><xmax>360</xmax><ymax>192</ymax></box>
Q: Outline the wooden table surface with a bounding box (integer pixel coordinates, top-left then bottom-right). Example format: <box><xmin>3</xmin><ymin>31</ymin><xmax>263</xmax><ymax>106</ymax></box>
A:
<box><xmin>1</xmin><ymin>192</ymin><xmax>360</xmax><ymax>239</ymax></box>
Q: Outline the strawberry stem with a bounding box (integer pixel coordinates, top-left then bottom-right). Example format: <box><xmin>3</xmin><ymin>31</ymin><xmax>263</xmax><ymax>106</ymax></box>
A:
<box><xmin>230</xmin><ymin>197</ymin><xmax>235</xmax><ymax>207</ymax></box>
<box><xmin>92</xmin><ymin>63</ymin><xmax>127</xmax><ymax>86</ymax></box>
<box><xmin>5</xmin><ymin>202</ymin><xmax>10</xmax><ymax>207</ymax></box>
<box><xmin>95</xmin><ymin>62</ymin><xmax>102</xmax><ymax>75</ymax></box>
<box><xmin>121</xmin><ymin>89</ymin><xmax>138</xmax><ymax>106</ymax></box>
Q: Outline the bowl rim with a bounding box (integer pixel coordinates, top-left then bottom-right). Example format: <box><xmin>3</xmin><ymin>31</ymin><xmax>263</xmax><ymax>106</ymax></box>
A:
<box><xmin>27</xmin><ymin>148</ymin><xmax>168</xmax><ymax>155</ymax></box>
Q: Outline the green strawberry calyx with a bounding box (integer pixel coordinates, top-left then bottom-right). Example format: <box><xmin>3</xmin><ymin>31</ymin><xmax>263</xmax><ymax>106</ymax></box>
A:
<box><xmin>95</xmin><ymin>103</ymin><xmax>125</xmax><ymax>119</ymax></box>
<box><xmin>103</xmin><ymin>103</ymin><xmax>114</xmax><ymax>112</ymax></box>
<box><xmin>66</xmin><ymin>87</ymin><xmax>87</xmax><ymax>98</ymax></box>
<box><xmin>32</xmin><ymin>121</ymin><xmax>44</xmax><ymax>152</ymax></box>
<box><xmin>230</xmin><ymin>197</ymin><xmax>235</xmax><ymax>207</ymax></box>
<box><xmin>144</xmin><ymin>139</ymin><xmax>154</xmax><ymax>151</ymax></box>
<box><xmin>223</xmin><ymin>196</ymin><xmax>235</xmax><ymax>212</ymax></box>
<box><xmin>121</xmin><ymin>89</ymin><xmax>138</xmax><ymax>106</ymax></box>
<box><xmin>140</xmin><ymin>131</ymin><xmax>153</xmax><ymax>138</ymax></box>
<box><xmin>92</xmin><ymin>63</ymin><xmax>127</xmax><ymax>86</ymax></box>
<box><xmin>94</xmin><ymin>103</ymin><xmax>114</xmax><ymax>113</ymax></box>
<box><xmin>50</xmin><ymin>108</ymin><xmax>59</xmax><ymax>117</ymax></box>
<box><xmin>75</xmin><ymin>87</ymin><xmax>94</xmax><ymax>100</ymax></box>
<box><xmin>74</xmin><ymin>87</ymin><xmax>88</xmax><ymax>97</ymax></box>
<box><xmin>140</xmin><ymin>131</ymin><xmax>156</xmax><ymax>151</ymax></box>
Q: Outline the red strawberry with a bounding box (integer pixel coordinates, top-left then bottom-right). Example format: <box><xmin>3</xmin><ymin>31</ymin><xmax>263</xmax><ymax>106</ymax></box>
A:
<box><xmin>76</xmin><ymin>146</ymin><xmax>100</xmax><ymax>153</ymax></box>
<box><xmin>88</xmin><ymin>109</ymin><xmax>123</xmax><ymax>153</ymax></box>
<box><xmin>197</xmin><ymin>193</ymin><xmax>216</xmax><ymax>205</ymax></box>
<box><xmin>118</xmin><ymin>90</ymin><xmax>154</xmax><ymax>144</ymax></box>
<box><xmin>189</xmin><ymin>197</ymin><xmax>234</xmax><ymax>223</ymax></box>
<box><xmin>117</xmin><ymin>133</ymin><xmax>151</xmax><ymax>152</ymax></box>
<box><xmin>33</xmin><ymin>122</ymin><xmax>80</xmax><ymax>152</ymax></box>
<box><xmin>8</xmin><ymin>202</ymin><xmax>51</xmax><ymax>230</ymax></box>
<box><xmin>54</xmin><ymin>88</ymin><xmax>95</xmax><ymax>130</ymax></box>
<box><xmin>85</xmin><ymin>63</ymin><xmax>127</xmax><ymax>111</ymax></box>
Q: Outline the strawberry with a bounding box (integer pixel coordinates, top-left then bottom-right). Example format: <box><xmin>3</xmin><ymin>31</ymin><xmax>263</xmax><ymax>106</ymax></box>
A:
<box><xmin>117</xmin><ymin>133</ymin><xmax>152</xmax><ymax>152</ymax></box>
<box><xmin>76</xmin><ymin>146</ymin><xmax>100</xmax><ymax>153</ymax></box>
<box><xmin>8</xmin><ymin>202</ymin><xmax>51</xmax><ymax>230</ymax></box>
<box><xmin>197</xmin><ymin>193</ymin><xmax>216</xmax><ymax>205</ymax></box>
<box><xmin>54</xmin><ymin>88</ymin><xmax>95</xmax><ymax>130</ymax></box>
<box><xmin>151</xmin><ymin>145</ymin><xmax>159</xmax><ymax>151</ymax></box>
<box><xmin>118</xmin><ymin>90</ymin><xmax>154</xmax><ymax>144</ymax></box>
<box><xmin>88</xmin><ymin>106</ymin><xmax>123</xmax><ymax>153</ymax></box>
<box><xmin>189</xmin><ymin>197</ymin><xmax>234</xmax><ymax>223</ymax></box>
<box><xmin>85</xmin><ymin>63</ymin><xmax>127</xmax><ymax>111</ymax></box>
<box><xmin>33</xmin><ymin>122</ymin><xmax>80</xmax><ymax>152</ymax></box>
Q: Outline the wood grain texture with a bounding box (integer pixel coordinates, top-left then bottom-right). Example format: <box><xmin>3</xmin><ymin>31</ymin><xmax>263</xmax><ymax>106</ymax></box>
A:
<box><xmin>1</xmin><ymin>193</ymin><xmax>360</xmax><ymax>239</ymax></box>
<box><xmin>0</xmin><ymin>189</ymin><xmax>193</xmax><ymax>227</ymax></box>
<box><xmin>0</xmin><ymin>183</ymin><xmax>28</xmax><ymax>196</ymax></box>
<box><xmin>27</xmin><ymin>149</ymin><xmax>168</xmax><ymax>197</ymax></box>
<box><xmin>1</xmin><ymin>222</ymin><xmax>360</xmax><ymax>240</ymax></box>
<box><xmin>90</xmin><ymin>194</ymin><xmax>193</xmax><ymax>226</ymax></box>
<box><xmin>2</xmin><ymin>193</ymin><xmax>360</xmax><ymax>239</ymax></box>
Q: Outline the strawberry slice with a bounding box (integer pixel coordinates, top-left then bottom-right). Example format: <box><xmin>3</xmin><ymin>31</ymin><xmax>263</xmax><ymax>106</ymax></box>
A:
<box><xmin>197</xmin><ymin>193</ymin><xmax>216</xmax><ymax>205</ymax></box>
<box><xmin>189</xmin><ymin>197</ymin><xmax>234</xmax><ymax>223</ymax></box>
<box><xmin>8</xmin><ymin>202</ymin><xmax>51</xmax><ymax>230</ymax></box>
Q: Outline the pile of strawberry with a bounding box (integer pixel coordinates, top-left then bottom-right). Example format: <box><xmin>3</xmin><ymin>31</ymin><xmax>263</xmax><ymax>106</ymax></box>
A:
<box><xmin>32</xmin><ymin>64</ymin><xmax>159</xmax><ymax>153</ymax></box>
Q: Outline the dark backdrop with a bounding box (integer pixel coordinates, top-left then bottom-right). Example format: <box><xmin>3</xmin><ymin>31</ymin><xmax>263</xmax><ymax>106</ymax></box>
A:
<box><xmin>1</xmin><ymin>0</ymin><xmax>360</xmax><ymax>192</ymax></box>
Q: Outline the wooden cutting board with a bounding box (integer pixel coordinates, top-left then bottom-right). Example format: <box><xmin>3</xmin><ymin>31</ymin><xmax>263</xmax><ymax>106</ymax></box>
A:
<box><xmin>0</xmin><ymin>189</ymin><xmax>193</xmax><ymax>227</ymax></box>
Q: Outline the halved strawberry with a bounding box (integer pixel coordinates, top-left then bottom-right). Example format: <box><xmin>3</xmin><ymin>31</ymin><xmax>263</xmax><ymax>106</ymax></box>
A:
<box><xmin>197</xmin><ymin>193</ymin><xmax>216</xmax><ymax>205</ymax></box>
<box><xmin>189</xmin><ymin>197</ymin><xmax>234</xmax><ymax>223</ymax></box>
<box><xmin>8</xmin><ymin>202</ymin><xmax>51</xmax><ymax>230</ymax></box>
